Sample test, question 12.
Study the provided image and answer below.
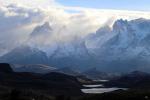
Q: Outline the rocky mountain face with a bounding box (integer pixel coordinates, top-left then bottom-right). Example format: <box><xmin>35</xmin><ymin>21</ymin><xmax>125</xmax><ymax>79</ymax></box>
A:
<box><xmin>0</xmin><ymin>45</ymin><xmax>49</xmax><ymax>65</ymax></box>
<box><xmin>1</xmin><ymin>18</ymin><xmax>150</xmax><ymax>73</ymax></box>
<box><xmin>47</xmin><ymin>39</ymin><xmax>93</xmax><ymax>70</ymax></box>
<box><xmin>86</xmin><ymin>18</ymin><xmax>150</xmax><ymax>72</ymax></box>
<box><xmin>30</xmin><ymin>22</ymin><xmax>53</xmax><ymax>37</ymax></box>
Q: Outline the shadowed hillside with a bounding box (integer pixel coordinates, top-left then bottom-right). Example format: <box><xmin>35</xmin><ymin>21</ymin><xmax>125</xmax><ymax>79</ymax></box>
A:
<box><xmin>0</xmin><ymin>63</ymin><xmax>83</xmax><ymax>96</ymax></box>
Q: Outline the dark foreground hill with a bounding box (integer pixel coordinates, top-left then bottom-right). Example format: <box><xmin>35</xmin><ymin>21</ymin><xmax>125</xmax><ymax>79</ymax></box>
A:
<box><xmin>0</xmin><ymin>63</ymin><xmax>13</xmax><ymax>73</ymax></box>
<box><xmin>0</xmin><ymin>63</ymin><xmax>82</xmax><ymax>96</ymax></box>
<box><xmin>1</xmin><ymin>63</ymin><xmax>150</xmax><ymax>100</ymax></box>
<box><xmin>105</xmin><ymin>71</ymin><xmax>150</xmax><ymax>88</ymax></box>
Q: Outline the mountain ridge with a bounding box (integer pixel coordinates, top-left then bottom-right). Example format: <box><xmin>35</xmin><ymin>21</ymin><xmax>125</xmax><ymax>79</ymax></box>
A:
<box><xmin>1</xmin><ymin>18</ymin><xmax>150</xmax><ymax>72</ymax></box>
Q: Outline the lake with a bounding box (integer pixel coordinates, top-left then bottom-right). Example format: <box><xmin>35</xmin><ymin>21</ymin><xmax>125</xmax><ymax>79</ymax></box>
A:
<box><xmin>81</xmin><ymin>84</ymin><xmax>127</xmax><ymax>94</ymax></box>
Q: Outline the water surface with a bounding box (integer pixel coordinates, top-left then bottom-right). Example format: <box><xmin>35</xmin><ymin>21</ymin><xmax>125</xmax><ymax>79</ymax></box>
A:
<box><xmin>81</xmin><ymin>87</ymin><xmax>126</xmax><ymax>94</ymax></box>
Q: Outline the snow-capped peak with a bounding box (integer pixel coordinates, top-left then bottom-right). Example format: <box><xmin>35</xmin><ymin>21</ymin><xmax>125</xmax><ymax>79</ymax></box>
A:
<box><xmin>113</xmin><ymin>19</ymin><xmax>129</xmax><ymax>33</ymax></box>
<box><xmin>31</xmin><ymin>22</ymin><xmax>52</xmax><ymax>37</ymax></box>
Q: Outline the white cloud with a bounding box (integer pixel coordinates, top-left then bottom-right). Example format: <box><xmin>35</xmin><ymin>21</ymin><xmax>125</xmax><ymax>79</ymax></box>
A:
<box><xmin>0</xmin><ymin>4</ymin><xmax>47</xmax><ymax>55</ymax></box>
<box><xmin>0</xmin><ymin>0</ymin><xmax>57</xmax><ymax>8</ymax></box>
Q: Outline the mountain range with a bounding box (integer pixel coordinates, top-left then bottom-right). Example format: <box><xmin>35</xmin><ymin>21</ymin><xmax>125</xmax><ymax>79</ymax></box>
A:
<box><xmin>1</xmin><ymin>18</ymin><xmax>150</xmax><ymax>73</ymax></box>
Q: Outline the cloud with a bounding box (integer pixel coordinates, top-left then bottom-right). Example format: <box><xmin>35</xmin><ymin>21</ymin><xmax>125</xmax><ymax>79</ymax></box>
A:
<box><xmin>0</xmin><ymin>2</ymin><xmax>150</xmax><ymax>55</ymax></box>
<box><xmin>0</xmin><ymin>0</ymin><xmax>57</xmax><ymax>8</ymax></box>
<box><xmin>0</xmin><ymin>4</ymin><xmax>47</xmax><ymax>55</ymax></box>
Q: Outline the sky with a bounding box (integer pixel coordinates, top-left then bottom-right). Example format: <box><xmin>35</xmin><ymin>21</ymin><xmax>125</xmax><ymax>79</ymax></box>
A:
<box><xmin>0</xmin><ymin>0</ymin><xmax>150</xmax><ymax>56</ymax></box>
<box><xmin>57</xmin><ymin>0</ymin><xmax>150</xmax><ymax>11</ymax></box>
<box><xmin>1</xmin><ymin>0</ymin><xmax>150</xmax><ymax>11</ymax></box>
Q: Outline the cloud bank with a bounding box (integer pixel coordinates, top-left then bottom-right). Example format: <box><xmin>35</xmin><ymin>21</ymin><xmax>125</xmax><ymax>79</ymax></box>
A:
<box><xmin>0</xmin><ymin>1</ymin><xmax>150</xmax><ymax>55</ymax></box>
